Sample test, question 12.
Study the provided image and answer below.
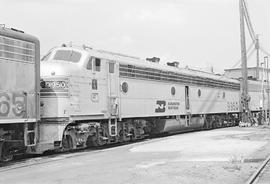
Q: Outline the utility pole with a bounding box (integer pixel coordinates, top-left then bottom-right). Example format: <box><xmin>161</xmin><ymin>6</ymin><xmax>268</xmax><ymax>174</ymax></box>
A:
<box><xmin>261</xmin><ymin>62</ymin><xmax>265</xmax><ymax>123</ymax></box>
<box><xmin>256</xmin><ymin>35</ymin><xmax>260</xmax><ymax>80</ymax></box>
<box><xmin>265</xmin><ymin>56</ymin><xmax>269</xmax><ymax>124</ymax></box>
<box><xmin>239</xmin><ymin>0</ymin><xmax>250</xmax><ymax>123</ymax></box>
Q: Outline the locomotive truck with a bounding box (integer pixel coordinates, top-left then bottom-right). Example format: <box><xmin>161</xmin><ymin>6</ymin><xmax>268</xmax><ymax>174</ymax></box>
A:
<box><xmin>0</xmin><ymin>27</ymin><xmax>265</xmax><ymax>161</ymax></box>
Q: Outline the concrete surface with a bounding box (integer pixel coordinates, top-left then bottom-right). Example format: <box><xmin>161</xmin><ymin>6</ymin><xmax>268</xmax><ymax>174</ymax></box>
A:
<box><xmin>1</xmin><ymin>126</ymin><xmax>270</xmax><ymax>184</ymax></box>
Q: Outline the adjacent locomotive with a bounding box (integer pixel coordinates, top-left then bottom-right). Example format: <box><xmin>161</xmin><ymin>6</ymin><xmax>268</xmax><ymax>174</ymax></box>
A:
<box><xmin>0</xmin><ymin>27</ymin><xmax>40</xmax><ymax>161</ymax></box>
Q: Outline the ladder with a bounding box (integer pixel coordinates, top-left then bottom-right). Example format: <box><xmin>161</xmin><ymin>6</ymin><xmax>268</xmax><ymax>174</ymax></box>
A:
<box><xmin>24</xmin><ymin>123</ymin><xmax>37</xmax><ymax>146</ymax></box>
<box><xmin>109</xmin><ymin>119</ymin><xmax>117</xmax><ymax>137</ymax></box>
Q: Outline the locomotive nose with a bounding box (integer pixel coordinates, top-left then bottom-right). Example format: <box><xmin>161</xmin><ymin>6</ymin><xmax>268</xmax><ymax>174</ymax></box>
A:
<box><xmin>41</xmin><ymin>60</ymin><xmax>78</xmax><ymax>77</ymax></box>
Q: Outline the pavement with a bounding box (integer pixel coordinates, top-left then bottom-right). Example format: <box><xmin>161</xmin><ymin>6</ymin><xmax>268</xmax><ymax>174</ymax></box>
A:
<box><xmin>1</xmin><ymin>126</ymin><xmax>270</xmax><ymax>184</ymax></box>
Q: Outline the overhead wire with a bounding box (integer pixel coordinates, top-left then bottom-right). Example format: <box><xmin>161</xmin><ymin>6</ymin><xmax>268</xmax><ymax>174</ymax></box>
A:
<box><xmin>242</xmin><ymin>0</ymin><xmax>256</xmax><ymax>42</ymax></box>
<box><xmin>260</xmin><ymin>46</ymin><xmax>270</xmax><ymax>57</ymax></box>
<box><xmin>232</xmin><ymin>48</ymin><xmax>256</xmax><ymax>69</ymax></box>
<box><xmin>230</xmin><ymin>41</ymin><xmax>255</xmax><ymax>69</ymax></box>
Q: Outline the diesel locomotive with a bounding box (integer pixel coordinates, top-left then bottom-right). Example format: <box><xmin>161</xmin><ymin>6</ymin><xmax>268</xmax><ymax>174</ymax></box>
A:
<box><xmin>37</xmin><ymin>44</ymin><xmax>262</xmax><ymax>153</ymax></box>
<box><xmin>0</xmin><ymin>27</ymin><xmax>265</xmax><ymax>161</ymax></box>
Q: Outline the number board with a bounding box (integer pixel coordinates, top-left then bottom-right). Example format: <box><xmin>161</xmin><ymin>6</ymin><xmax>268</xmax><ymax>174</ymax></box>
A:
<box><xmin>45</xmin><ymin>81</ymin><xmax>68</xmax><ymax>89</ymax></box>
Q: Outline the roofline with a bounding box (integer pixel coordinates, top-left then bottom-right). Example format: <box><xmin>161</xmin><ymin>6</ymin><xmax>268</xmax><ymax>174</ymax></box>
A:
<box><xmin>224</xmin><ymin>67</ymin><xmax>270</xmax><ymax>71</ymax></box>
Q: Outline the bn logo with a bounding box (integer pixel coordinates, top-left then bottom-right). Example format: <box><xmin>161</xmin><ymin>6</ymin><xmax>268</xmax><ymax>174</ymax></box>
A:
<box><xmin>155</xmin><ymin>100</ymin><xmax>166</xmax><ymax>113</ymax></box>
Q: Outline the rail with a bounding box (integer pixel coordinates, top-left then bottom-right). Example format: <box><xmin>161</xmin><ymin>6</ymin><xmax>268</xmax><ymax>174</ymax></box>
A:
<box><xmin>246</xmin><ymin>155</ymin><xmax>270</xmax><ymax>184</ymax></box>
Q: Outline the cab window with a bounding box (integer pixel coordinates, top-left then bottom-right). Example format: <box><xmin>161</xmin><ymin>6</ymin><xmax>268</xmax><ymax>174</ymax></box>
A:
<box><xmin>94</xmin><ymin>58</ymin><xmax>101</xmax><ymax>72</ymax></box>
<box><xmin>41</xmin><ymin>51</ymin><xmax>52</xmax><ymax>61</ymax></box>
<box><xmin>109</xmin><ymin>62</ymin><xmax>114</xmax><ymax>73</ymax></box>
<box><xmin>86</xmin><ymin>57</ymin><xmax>92</xmax><ymax>70</ymax></box>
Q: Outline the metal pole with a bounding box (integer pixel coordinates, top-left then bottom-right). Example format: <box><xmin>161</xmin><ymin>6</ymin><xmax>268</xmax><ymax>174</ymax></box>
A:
<box><xmin>265</xmin><ymin>56</ymin><xmax>269</xmax><ymax>124</ymax></box>
<box><xmin>256</xmin><ymin>35</ymin><xmax>260</xmax><ymax>80</ymax></box>
<box><xmin>263</xmin><ymin>62</ymin><xmax>267</xmax><ymax>123</ymax></box>
<box><xmin>261</xmin><ymin>62</ymin><xmax>265</xmax><ymax>123</ymax></box>
<box><xmin>239</xmin><ymin>0</ymin><xmax>250</xmax><ymax>123</ymax></box>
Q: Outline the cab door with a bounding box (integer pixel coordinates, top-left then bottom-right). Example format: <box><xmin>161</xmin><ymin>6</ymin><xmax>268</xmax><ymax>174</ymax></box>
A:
<box><xmin>107</xmin><ymin>61</ymin><xmax>119</xmax><ymax>117</ymax></box>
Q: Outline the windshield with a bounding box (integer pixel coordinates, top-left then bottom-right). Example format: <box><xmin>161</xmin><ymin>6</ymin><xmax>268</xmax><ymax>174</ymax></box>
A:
<box><xmin>53</xmin><ymin>50</ymin><xmax>81</xmax><ymax>63</ymax></box>
<box><xmin>41</xmin><ymin>51</ymin><xmax>52</xmax><ymax>61</ymax></box>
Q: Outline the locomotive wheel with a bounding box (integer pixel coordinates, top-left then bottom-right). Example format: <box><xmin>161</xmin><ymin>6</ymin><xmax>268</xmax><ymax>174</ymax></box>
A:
<box><xmin>62</xmin><ymin>135</ymin><xmax>73</xmax><ymax>150</ymax></box>
<box><xmin>0</xmin><ymin>142</ymin><xmax>13</xmax><ymax>162</ymax></box>
<box><xmin>1</xmin><ymin>151</ymin><xmax>13</xmax><ymax>162</ymax></box>
<box><xmin>86</xmin><ymin>135</ymin><xmax>106</xmax><ymax>147</ymax></box>
<box><xmin>129</xmin><ymin>129</ymin><xmax>136</xmax><ymax>141</ymax></box>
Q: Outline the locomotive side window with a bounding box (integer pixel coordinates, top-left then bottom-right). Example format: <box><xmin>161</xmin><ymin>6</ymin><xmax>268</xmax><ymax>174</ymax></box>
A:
<box><xmin>92</xmin><ymin>79</ymin><xmax>98</xmax><ymax>90</ymax></box>
<box><xmin>185</xmin><ymin>86</ymin><xmax>190</xmax><ymax>110</ymax></box>
<box><xmin>109</xmin><ymin>62</ymin><xmax>114</xmax><ymax>73</ymax></box>
<box><xmin>171</xmin><ymin>87</ymin><xmax>176</xmax><ymax>96</ymax></box>
<box><xmin>198</xmin><ymin>89</ymin><xmax>201</xmax><ymax>97</ymax></box>
<box><xmin>86</xmin><ymin>57</ymin><xmax>92</xmax><ymax>70</ymax></box>
<box><xmin>94</xmin><ymin>58</ymin><xmax>101</xmax><ymax>72</ymax></box>
<box><xmin>185</xmin><ymin>86</ymin><xmax>189</xmax><ymax>98</ymax></box>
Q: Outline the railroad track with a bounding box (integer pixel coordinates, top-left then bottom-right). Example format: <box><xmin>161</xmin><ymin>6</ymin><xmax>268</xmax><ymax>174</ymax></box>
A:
<box><xmin>0</xmin><ymin>137</ymin><xmax>151</xmax><ymax>172</ymax></box>
<box><xmin>0</xmin><ymin>127</ymin><xmax>233</xmax><ymax>173</ymax></box>
<box><xmin>0</xmin><ymin>127</ymin><xmax>211</xmax><ymax>169</ymax></box>
<box><xmin>246</xmin><ymin>155</ymin><xmax>270</xmax><ymax>184</ymax></box>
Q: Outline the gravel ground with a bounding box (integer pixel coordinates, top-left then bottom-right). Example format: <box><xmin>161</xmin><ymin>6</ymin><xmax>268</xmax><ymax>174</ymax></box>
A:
<box><xmin>1</xmin><ymin>126</ymin><xmax>270</xmax><ymax>184</ymax></box>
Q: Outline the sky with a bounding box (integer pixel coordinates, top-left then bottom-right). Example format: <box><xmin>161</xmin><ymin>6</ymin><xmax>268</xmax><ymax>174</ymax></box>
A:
<box><xmin>1</xmin><ymin>0</ymin><xmax>270</xmax><ymax>73</ymax></box>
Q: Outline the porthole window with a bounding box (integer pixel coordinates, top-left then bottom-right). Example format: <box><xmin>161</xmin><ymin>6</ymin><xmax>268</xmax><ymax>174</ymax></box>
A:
<box><xmin>171</xmin><ymin>87</ymin><xmax>176</xmax><ymax>96</ymax></box>
<box><xmin>198</xmin><ymin>89</ymin><xmax>201</xmax><ymax>97</ymax></box>
<box><xmin>121</xmin><ymin>82</ymin><xmax>128</xmax><ymax>93</ymax></box>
